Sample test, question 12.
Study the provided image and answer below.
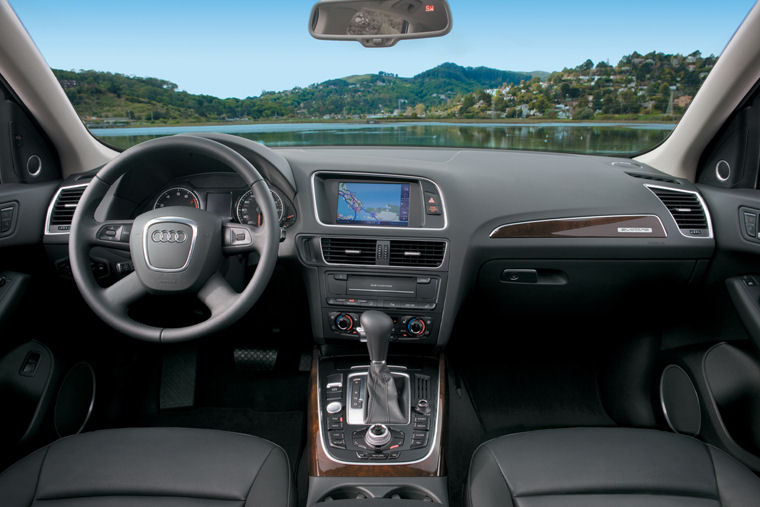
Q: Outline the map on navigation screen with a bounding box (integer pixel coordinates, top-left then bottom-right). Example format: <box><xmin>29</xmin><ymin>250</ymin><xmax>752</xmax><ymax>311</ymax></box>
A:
<box><xmin>337</xmin><ymin>182</ymin><xmax>410</xmax><ymax>226</ymax></box>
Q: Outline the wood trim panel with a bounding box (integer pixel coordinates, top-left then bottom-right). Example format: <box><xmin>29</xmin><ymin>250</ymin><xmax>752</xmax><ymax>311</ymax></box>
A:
<box><xmin>489</xmin><ymin>215</ymin><xmax>667</xmax><ymax>239</ymax></box>
<box><xmin>308</xmin><ymin>353</ymin><xmax>445</xmax><ymax>477</ymax></box>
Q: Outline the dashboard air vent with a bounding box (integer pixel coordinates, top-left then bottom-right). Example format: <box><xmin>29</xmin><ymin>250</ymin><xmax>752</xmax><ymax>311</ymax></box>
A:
<box><xmin>647</xmin><ymin>185</ymin><xmax>710</xmax><ymax>238</ymax></box>
<box><xmin>625</xmin><ymin>171</ymin><xmax>680</xmax><ymax>184</ymax></box>
<box><xmin>47</xmin><ymin>184</ymin><xmax>87</xmax><ymax>233</ymax></box>
<box><xmin>389</xmin><ymin>240</ymin><xmax>445</xmax><ymax>267</ymax></box>
<box><xmin>321</xmin><ymin>238</ymin><xmax>377</xmax><ymax>265</ymax></box>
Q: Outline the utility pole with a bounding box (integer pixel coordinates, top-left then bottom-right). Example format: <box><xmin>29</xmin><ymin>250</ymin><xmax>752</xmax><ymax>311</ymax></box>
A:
<box><xmin>666</xmin><ymin>86</ymin><xmax>676</xmax><ymax>116</ymax></box>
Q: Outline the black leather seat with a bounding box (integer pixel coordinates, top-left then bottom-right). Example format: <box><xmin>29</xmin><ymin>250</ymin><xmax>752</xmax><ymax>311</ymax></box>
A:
<box><xmin>0</xmin><ymin>427</ymin><xmax>293</xmax><ymax>506</ymax></box>
<box><xmin>468</xmin><ymin>427</ymin><xmax>760</xmax><ymax>507</ymax></box>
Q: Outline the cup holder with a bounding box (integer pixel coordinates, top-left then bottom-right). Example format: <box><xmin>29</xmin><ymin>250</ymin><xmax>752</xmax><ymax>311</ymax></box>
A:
<box><xmin>317</xmin><ymin>485</ymin><xmax>441</xmax><ymax>503</ymax></box>
<box><xmin>319</xmin><ymin>486</ymin><xmax>372</xmax><ymax>501</ymax></box>
<box><xmin>384</xmin><ymin>486</ymin><xmax>440</xmax><ymax>502</ymax></box>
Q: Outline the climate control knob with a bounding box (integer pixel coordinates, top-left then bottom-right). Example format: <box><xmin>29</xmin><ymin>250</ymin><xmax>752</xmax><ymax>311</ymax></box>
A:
<box><xmin>407</xmin><ymin>318</ymin><xmax>426</xmax><ymax>336</ymax></box>
<box><xmin>335</xmin><ymin>313</ymin><xmax>354</xmax><ymax>332</ymax></box>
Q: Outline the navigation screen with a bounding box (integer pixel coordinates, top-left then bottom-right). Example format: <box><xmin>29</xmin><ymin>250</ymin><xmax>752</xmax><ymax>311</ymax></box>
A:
<box><xmin>337</xmin><ymin>182</ymin><xmax>410</xmax><ymax>226</ymax></box>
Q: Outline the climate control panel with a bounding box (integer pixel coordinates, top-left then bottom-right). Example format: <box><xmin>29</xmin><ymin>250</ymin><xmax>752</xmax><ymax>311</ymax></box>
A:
<box><xmin>328</xmin><ymin>312</ymin><xmax>434</xmax><ymax>341</ymax></box>
<box><xmin>319</xmin><ymin>269</ymin><xmax>446</xmax><ymax>344</ymax></box>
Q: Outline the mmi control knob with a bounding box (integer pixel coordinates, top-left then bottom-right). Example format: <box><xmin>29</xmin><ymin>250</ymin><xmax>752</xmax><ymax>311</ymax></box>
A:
<box><xmin>335</xmin><ymin>313</ymin><xmax>354</xmax><ymax>332</ymax></box>
<box><xmin>407</xmin><ymin>318</ymin><xmax>426</xmax><ymax>337</ymax></box>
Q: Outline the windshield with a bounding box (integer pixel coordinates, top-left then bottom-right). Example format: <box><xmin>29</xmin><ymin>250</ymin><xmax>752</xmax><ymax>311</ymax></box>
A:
<box><xmin>10</xmin><ymin>0</ymin><xmax>756</xmax><ymax>156</ymax></box>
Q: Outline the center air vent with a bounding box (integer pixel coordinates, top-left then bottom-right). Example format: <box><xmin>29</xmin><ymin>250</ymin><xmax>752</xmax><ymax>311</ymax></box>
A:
<box><xmin>389</xmin><ymin>240</ymin><xmax>445</xmax><ymax>267</ymax></box>
<box><xmin>321</xmin><ymin>238</ymin><xmax>377</xmax><ymax>265</ymax></box>
<box><xmin>46</xmin><ymin>184</ymin><xmax>88</xmax><ymax>234</ymax></box>
<box><xmin>647</xmin><ymin>185</ymin><xmax>711</xmax><ymax>238</ymax></box>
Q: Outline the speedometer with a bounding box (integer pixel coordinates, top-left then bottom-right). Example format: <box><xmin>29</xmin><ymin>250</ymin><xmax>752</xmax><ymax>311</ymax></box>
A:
<box><xmin>154</xmin><ymin>187</ymin><xmax>201</xmax><ymax>209</ymax></box>
<box><xmin>235</xmin><ymin>189</ymin><xmax>284</xmax><ymax>227</ymax></box>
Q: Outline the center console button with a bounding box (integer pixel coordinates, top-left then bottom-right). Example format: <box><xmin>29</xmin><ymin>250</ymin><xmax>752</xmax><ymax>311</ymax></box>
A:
<box><xmin>326</xmin><ymin>401</ymin><xmax>342</xmax><ymax>414</ymax></box>
<box><xmin>413</xmin><ymin>415</ymin><xmax>430</xmax><ymax>430</ymax></box>
<box><xmin>328</xmin><ymin>414</ymin><xmax>344</xmax><ymax>430</ymax></box>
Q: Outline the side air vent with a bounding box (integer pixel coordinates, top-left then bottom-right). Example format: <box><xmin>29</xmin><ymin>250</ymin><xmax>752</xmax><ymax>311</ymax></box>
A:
<box><xmin>647</xmin><ymin>185</ymin><xmax>711</xmax><ymax>238</ymax></box>
<box><xmin>46</xmin><ymin>184</ymin><xmax>88</xmax><ymax>234</ymax></box>
<box><xmin>321</xmin><ymin>238</ymin><xmax>377</xmax><ymax>265</ymax></box>
<box><xmin>626</xmin><ymin>171</ymin><xmax>680</xmax><ymax>185</ymax></box>
<box><xmin>389</xmin><ymin>240</ymin><xmax>445</xmax><ymax>267</ymax></box>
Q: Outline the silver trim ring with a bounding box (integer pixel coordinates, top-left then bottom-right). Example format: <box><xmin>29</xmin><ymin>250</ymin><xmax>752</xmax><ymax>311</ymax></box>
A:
<box><xmin>716</xmin><ymin>160</ymin><xmax>731</xmax><ymax>182</ymax></box>
<box><xmin>142</xmin><ymin>216</ymin><xmax>198</xmax><ymax>273</ymax></box>
<box><xmin>27</xmin><ymin>154</ymin><xmax>42</xmax><ymax>177</ymax></box>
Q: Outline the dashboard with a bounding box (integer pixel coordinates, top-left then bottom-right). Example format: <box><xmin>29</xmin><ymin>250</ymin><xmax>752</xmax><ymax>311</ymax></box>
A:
<box><xmin>40</xmin><ymin>135</ymin><xmax>717</xmax><ymax>347</ymax></box>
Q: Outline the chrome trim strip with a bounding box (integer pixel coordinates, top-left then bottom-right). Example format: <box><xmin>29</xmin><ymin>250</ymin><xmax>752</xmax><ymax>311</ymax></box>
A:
<box><xmin>489</xmin><ymin>214</ymin><xmax>668</xmax><ymax>238</ymax></box>
<box><xmin>316</xmin><ymin>362</ymin><xmax>441</xmax><ymax>466</ymax></box>
<box><xmin>644</xmin><ymin>184</ymin><xmax>714</xmax><ymax>239</ymax></box>
<box><xmin>142</xmin><ymin>216</ymin><xmax>198</xmax><ymax>273</ymax></box>
<box><xmin>44</xmin><ymin>183</ymin><xmax>89</xmax><ymax>236</ymax></box>
<box><xmin>310</xmin><ymin>171</ymin><xmax>448</xmax><ymax>231</ymax></box>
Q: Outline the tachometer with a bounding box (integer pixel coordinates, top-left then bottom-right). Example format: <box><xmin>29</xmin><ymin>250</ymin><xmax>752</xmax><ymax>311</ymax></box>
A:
<box><xmin>154</xmin><ymin>187</ymin><xmax>201</xmax><ymax>209</ymax></box>
<box><xmin>235</xmin><ymin>189</ymin><xmax>284</xmax><ymax>227</ymax></box>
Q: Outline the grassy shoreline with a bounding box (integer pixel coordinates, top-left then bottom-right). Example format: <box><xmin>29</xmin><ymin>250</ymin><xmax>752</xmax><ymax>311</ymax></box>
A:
<box><xmin>88</xmin><ymin>117</ymin><xmax>678</xmax><ymax>130</ymax></box>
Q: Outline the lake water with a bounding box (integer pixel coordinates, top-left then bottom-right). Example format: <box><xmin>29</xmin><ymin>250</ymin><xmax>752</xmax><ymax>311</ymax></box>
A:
<box><xmin>91</xmin><ymin>121</ymin><xmax>675</xmax><ymax>156</ymax></box>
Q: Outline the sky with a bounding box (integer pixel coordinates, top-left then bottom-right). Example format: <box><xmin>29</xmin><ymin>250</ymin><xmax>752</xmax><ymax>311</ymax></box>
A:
<box><xmin>9</xmin><ymin>0</ymin><xmax>758</xmax><ymax>99</ymax></box>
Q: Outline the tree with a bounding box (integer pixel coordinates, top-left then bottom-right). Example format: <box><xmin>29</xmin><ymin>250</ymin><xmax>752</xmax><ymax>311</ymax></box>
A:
<box><xmin>459</xmin><ymin>94</ymin><xmax>476</xmax><ymax>114</ymax></box>
<box><xmin>578</xmin><ymin>59</ymin><xmax>594</xmax><ymax>71</ymax></box>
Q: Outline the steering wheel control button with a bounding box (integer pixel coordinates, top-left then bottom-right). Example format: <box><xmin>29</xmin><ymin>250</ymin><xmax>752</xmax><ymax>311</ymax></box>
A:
<box><xmin>116</xmin><ymin>261</ymin><xmax>134</xmax><ymax>275</ymax></box>
<box><xmin>227</xmin><ymin>226</ymin><xmax>253</xmax><ymax>246</ymax></box>
<box><xmin>326</xmin><ymin>401</ymin><xmax>343</xmax><ymax>414</ymax></box>
<box><xmin>500</xmin><ymin>268</ymin><xmax>538</xmax><ymax>284</ymax></box>
<box><xmin>97</xmin><ymin>223</ymin><xmax>131</xmax><ymax>243</ymax></box>
<box><xmin>144</xmin><ymin>218</ymin><xmax>196</xmax><ymax>272</ymax></box>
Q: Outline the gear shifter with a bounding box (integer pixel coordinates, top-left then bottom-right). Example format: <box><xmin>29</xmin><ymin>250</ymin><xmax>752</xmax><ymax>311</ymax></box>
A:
<box><xmin>361</xmin><ymin>310</ymin><xmax>407</xmax><ymax>424</ymax></box>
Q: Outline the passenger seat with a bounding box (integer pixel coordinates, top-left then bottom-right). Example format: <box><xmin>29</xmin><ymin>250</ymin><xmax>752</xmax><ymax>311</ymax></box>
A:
<box><xmin>467</xmin><ymin>427</ymin><xmax>760</xmax><ymax>506</ymax></box>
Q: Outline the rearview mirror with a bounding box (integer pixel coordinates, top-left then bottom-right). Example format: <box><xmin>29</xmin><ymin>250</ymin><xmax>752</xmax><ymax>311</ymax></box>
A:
<box><xmin>309</xmin><ymin>0</ymin><xmax>452</xmax><ymax>48</ymax></box>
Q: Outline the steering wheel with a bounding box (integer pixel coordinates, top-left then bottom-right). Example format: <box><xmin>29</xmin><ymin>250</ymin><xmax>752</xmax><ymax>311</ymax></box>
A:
<box><xmin>69</xmin><ymin>135</ymin><xmax>279</xmax><ymax>343</ymax></box>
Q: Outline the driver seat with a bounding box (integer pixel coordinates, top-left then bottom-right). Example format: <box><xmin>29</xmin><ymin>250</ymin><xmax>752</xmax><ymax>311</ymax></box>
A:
<box><xmin>0</xmin><ymin>427</ymin><xmax>293</xmax><ymax>506</ymax></box>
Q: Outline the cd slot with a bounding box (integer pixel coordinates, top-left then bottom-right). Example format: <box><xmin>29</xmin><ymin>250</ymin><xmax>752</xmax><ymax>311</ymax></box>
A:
<box><xmin>347</xmin><ymin>275</ymin><xmax>417</xmax><ymax>298</ymax></box>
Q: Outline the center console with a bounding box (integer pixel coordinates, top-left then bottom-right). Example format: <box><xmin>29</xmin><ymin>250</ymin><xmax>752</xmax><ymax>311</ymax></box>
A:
<box><xmin>306</xmin><ymin>311</ymin><xmax>447</xmax><ymax>505</ymax></box>
<box><xmin>303</xmin><ymin>172</ymin><xmax>450</xmax><ymax>505</ymax></box>
<box><xmin>317</xmin><ymin>358</ymin><xmax>440</xmax><ymax>465</ymax></box>
<box><xmin>299</xmin><ymin>171</ymin><xmax>449</xmax><ymax>347</ymax></box>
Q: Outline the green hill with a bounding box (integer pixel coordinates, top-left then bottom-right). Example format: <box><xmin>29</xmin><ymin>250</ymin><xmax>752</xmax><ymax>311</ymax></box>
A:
<box><xmin>53</xmin><ymin>53</ymin><xmax>717</xmax><ymax>125</ymax></box>
<box><xmin>52</xmin><ymin>63</ymin><xmax>540</xmax><ymax>125</ymax></box>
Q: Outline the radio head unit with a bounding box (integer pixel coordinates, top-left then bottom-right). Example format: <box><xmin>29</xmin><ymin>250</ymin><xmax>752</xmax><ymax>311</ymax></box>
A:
<box><xmin>312</xmin><ymin>173</ymin><xmax>445</xmax><ymax>230</ymax></box>
<box><xmin>337</xmin><ymin>182</ymin><xmax>411</xmax><ymax>227</ymax></box>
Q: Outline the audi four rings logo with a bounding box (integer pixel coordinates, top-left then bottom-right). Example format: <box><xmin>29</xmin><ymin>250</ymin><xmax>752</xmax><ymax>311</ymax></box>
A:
<box><xmin>151</xmin><ymin>229</ymin><xmax>187</xmax><ymax>243</ymax></box>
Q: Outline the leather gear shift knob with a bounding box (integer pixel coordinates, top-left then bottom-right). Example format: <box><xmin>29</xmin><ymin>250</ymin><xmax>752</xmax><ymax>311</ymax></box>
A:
<box><xmin>360</xmin><ymin>310</ymin><xmax>393</xmax><ymax>364</ymax></box>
